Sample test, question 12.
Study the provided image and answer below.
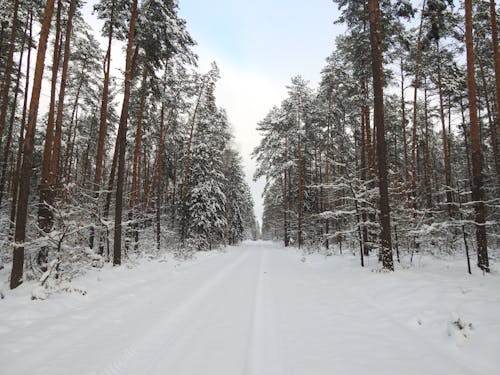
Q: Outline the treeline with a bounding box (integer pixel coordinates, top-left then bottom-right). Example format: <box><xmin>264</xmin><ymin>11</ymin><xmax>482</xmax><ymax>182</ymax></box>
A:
<box><xmin>254</xmin><ymin>0</ymin><xmax>499</xmax><ymax>272</ymax></box>
<box><xmin>0</xmin><ymin>0</ymin><xmax>256</xmax><ymax>290</ymax></box>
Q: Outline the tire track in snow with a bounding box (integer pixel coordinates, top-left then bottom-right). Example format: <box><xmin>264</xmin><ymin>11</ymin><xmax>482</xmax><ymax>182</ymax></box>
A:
<box><xmin>243</xmin><ymin>248</ymin><xmax>284</xmax><ymax>375</ymax></box>
<box><xmin>89</xmin><ymin>250</ymin><xmax>250</xmax><ymax>375</ymax></box>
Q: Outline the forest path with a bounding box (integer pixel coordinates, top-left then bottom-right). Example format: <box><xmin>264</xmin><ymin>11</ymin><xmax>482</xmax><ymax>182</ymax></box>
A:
<box><xmin>1</xmin><ymin>241</ymin><xmax>498</xmax><ymax>374</ymax></box>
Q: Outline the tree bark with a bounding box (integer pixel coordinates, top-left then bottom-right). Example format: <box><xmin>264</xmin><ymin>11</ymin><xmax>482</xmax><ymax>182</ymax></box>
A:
<box><xmin>490</xmin><ymin>0</ymin><xmax>500</xmax><ymax>138</ymax></box>
<box><xmin>0</xmin><ymin>19</ymin><xmax>27</xmax><ymax>205</ymax></box>
<box><xmin>9</xmin><ymin>12</ymin><xmax>32</xmax><ymax>238</ymax></box>
<box><xmin>423</xmin><ymin>79</ymin><xmax>432</xmax><ymax>208</ymax></box>
<box><xmin>155</xmin><ymin>103</ymin><xmax>166</xmax><ymax>250</ymax></box>
<box><xmin>465</xmin><ymin>0</ymin><xmax>489</xmax><ymax>272</ymax></box>
<box><xmin>0</xmin><ymin>0</ymin><xmax>20</xmax><ymax>144</ymax></box>
<box><xmin>38</xmin><ymin>0</ymin><xmax>62</xmax><ymax>270</ymax></box>
<box><xmin>52</xmin><ymin>0</ymin><xmax>77</xmax><ymax>185</ymax></box>
<box><xmin>90</xmin><ymin>0</ymin><xmax>115</xmax><ymax>250</ymax></box>
<box><xmin>296</xmin><ymin>106</ymin><xmax>304</xmax><ymax>248</ymax></box>
<box><xmin>411</xmin><ymin>0</ymin><xmax>426</xmax><ymax>206</ymax></box>
<box><xmin>368</xmin><ymin>0</ymin><xmax>393</xmax><ymax>271</ymax></box>
<box><xmin>10</xmin><ymin>0</ymin><xmax>56</xmax><ymax>289</ymax></box>
<box><xmin>130</xmin><ymin>66</ymin><xmax>149</xmax><ymax>249</ymax></box>
<box><xmin>478</xmin><ymin>54</ymin><xmax>500</xmax><ymax>187</ymax></box>
<box><xmin>400</xmin><ymin>57</ymin><xmax>409</xmax><ymax>187</ymax></box>
<box><xmin>436</xmin><ymin>43</ymin><xmax>453</xmax><ymax>215</ymax></box>
<box><xmin>113</xmin><ymin>0</ymin><xmax>139</xmax><ymax>266</ymax></box>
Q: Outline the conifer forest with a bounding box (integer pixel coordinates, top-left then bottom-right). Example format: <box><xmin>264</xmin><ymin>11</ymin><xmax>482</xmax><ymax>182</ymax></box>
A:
<box><xmin>255</xmin><ymin>0</ymin><xmax>499</xmax><ymax>273</ymax></box>
<box><xmin>0</xmin><ymin>1</ymin><xmax>499</xmax><ymax>374</ymax></box>
<box><xmin>0</xmin><ymin>0</ymin><xmax>256</xmax><ymax>289</ymax></box>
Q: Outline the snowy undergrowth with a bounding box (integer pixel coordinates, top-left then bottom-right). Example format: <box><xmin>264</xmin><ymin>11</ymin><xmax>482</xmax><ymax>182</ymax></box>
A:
<box><xmin>0</xmin><ymin>246</ymin><xmax>223</xmax><ymax>314</ymax></box>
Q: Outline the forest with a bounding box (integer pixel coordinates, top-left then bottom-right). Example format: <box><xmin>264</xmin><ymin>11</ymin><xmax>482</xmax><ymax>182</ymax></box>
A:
<box><xmin>1</xmin><ymin>1</ymin><xmax>499</xmax><ymax>373</ymax></box>
<box><xmin>254</xmin><ymin>0</ymin><xmax>499</xmax><ymax>272</ymax></box>
<box><xmin>0</xmin><ymin>0</ymin><xmax>499</xmax><ymax>293</ymax></box>
<box><xmin>0</xmin><ymin>0</ymin><xmax>257</xmax><ymax>290</ymax></box>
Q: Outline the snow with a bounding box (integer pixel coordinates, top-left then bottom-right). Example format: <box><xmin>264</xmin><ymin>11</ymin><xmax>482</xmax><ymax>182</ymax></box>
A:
<box><xmin>1</xmin><ymin>241</ymin><xmax>499</xmax><ymax>374</ymax></box>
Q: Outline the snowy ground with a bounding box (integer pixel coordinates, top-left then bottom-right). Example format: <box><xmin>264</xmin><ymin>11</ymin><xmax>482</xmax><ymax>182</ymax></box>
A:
<box><xmin>1</xmin><ymin>241</ymin><xmax>499</xmax><ymax>375</ymax></box>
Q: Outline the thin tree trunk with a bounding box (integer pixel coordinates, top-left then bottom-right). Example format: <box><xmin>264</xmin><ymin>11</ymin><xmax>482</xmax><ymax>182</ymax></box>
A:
<box><xmin>130</xmin><ymin>67</ymin><xmax>149</xmax><ymax>250</ymax></box>
<box><xmin>148</xmin><ymin>106</ymin><xmax>174</xmax><ymax>208</ymax></box>
<box><xmin>52</xmin><ymin>0</ymin><xmax>77</xmax><ymax>185</ymax></box>
<box><xmin>411</xmin><ymin>0</ymin><xmax>426</xmax><ymax>205</ymax></box>
<box><xmin>400</xmin><ymin>57</ymin><xmax>410</xmax><ymax>188</ymax></box>
<box><xmin>95</xmin><ymin>0</ymin><xmax>115</xmax><ymax>189</ymax></box>
<box><xmin>465</xmin><ymin>0</ymin><xmax>489</xmax><ymax>273</ymax></box>
<box><xmin>63</xmin><ymin>63</ymin><xmax>85</xmax><ymax>182</ymax></box>
<box><xmin>282</xmin><ymin>170</ymin><xmax>289</xmax><ymax>247</ymax></box>
<box><xmin>9</xmin><ymin>12</ymin><xmax>32</xmax><ymax>237</ymax></box>
<box><xmin>296</xmin><ymin>106</ymin><xmax>304</xmax><ymax>248</ymax></box>
<box><xmin>90</xmin><ymin>0</ymin><xmax>115</xmax><ymax>250</ymax></box>
<box><xmin>359</xmin><ymin>99</ymin><xmax>369</xmax><ymax>255</ymax></box>
<box><xmin>459</xmin><ymin>97</ymin><xmax>473</xmax><ymax>186</ymax></box>
<box><xmin>361</xmin><ymin>78</ymin><xmax>374</xmax><ymax>172</ymax></box>
<box><xmin>478</xmin><ymin>54</ymin><xmax>500</xmax><ymax>186</ymax></box>
<box><xmin>368</xmin><ymin>0</ymin><xmax>393</xmax><ymax>271</ymax></box>
<box><xmin>324</xmin><ymin>94</ymin><xmax>333</xmax><ymax>248</ymax></box>
<box><xmin>0</xmin><ymin>21</ymin><xmax>6</xmax><ymax>61</ymax></box>
<box><xmin>0</xmin><ymin>0</ymin><xmax>20</xmax><ymax>144</ymax></box>
<box><xmin>423</xmin><ymin>79</ymin><xmax>432</xmax><ymax>208</ymax></box>
<box><xmin>10</xmin><ymin>0</ymin><xmax>55</xmax><ymax>289</ymax></box>
<box><xmin>490</xmin><ymin>0</ymin><xmax>500</xmax><ymax>137</ymax></box>
<box><xmin>0</xmin><ymin>20</ymin><xmax>27</xmax><ymax>205</ymax></box>
<box><xmin>436</xmin><ymin>43</ymin><xmax>453</xmax><ymax>215</ymax></box>
<box><xmin>155</xmin><ymin>103</ymin><xmax>166</xmax><ymax>250</ymax></box>
<box><xmin>113</xmin><ymin>0</ymin><xmax>138</xmax><ymax>266</ymax></box>
<box><xmin>38</xmin><ymin>0</ymin><xmax>62</xmax><ymax>261</ymax></box>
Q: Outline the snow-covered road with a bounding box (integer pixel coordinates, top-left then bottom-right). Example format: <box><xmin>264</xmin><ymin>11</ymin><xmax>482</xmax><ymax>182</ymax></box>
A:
<box><xmin>1</xmin><ymin>241</ymin><xmax>499</xmax><ymax>374</ymax></box>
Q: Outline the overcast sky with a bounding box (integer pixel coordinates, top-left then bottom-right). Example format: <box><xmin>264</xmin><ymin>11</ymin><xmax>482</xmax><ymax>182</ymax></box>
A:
<box><xmin>177</xmin><ymin>0</ymin><xmax>344</xmax><ymax>221</ymax></box>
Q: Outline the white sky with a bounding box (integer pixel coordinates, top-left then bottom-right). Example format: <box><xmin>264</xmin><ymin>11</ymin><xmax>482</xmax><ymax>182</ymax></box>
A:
<box><xmin>82</xmin><ymin>0</ymin><xmax>344</xmax><ymax>222</ymax></box>
<box><xmin>178</xmin><ymin>1</ymin><xmax>344</xmax><ymax>221</ymax></box>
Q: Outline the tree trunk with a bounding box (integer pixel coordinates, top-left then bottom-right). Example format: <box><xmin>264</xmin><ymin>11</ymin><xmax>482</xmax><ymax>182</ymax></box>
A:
<box><xmin>0</xmin><ymin>0</ymin><xmax>20</xmax><ymax>144</ymax></box>
<box><xmin>9</xmin><ymin>12</ymin><xmax>32</xmax><ymax>238</ymax></box>
<box><xmin>490</xmin><ymin>0</ymin><xmax>500</xmax><ymax>138</ymax></box>
<box><xmin>423</xmin><ymin>79</ymin><xmax>432</xmax><ymax>208</ymax></box>
<box><xmin>155</xmin><ymin>103</ymin><xmax>166</xmax><ymax>251</ymax></box>
<box><xmin>52</xmin><ymin>0</ymin><xmax>77</xmax><ymax>186</ymax></box>
<box><xmin>113</xmin><ymin>0</ymin><xmax>138</xmax><ymax>266</ymax></box>
<box><xmin>324</xmin><ymin>94</ymin><xmax>333</xmax><ymax>248</ymax></box>
<box><xmin>10</xmin><ymin>0</ymin><xmax>55</xmax><ymax>289</ymax></box>
<box><xmin>282</xmin><ymin>170</ymin><xmax>289</xmax><ymax>247</ymax></box>
<box><xmin>0</xmin><ymin>19</ymin><xmax>27</xmax><ymax>205</ymax></box>
<box><xmin>297</xmin><ymin>107</ymin><xmax>304</xmax><ymax>248</ymax></box>
<box><xmin>465</xmin><ymin>0</ymin><xmax>489</xmax><ymax>273</ymax></box>
<box><xmin>478</xmin><ymin>54</ymin><xmax>500</xmax><ymax>187</ymax></box>
<box><xmin>436</xmin><ymin>43</ymin><xmax>453</xmax><ymax>215</ymax></box>
<box><xmin>90</xmin><ymin>0</ymin><xmax>115</xmax><ymax>250</ymax></box>
<box><xmin>400</xmin><ymin>57</ymin><xmax>409</xmax><ymax>186</ymax></box>
<box><xmin>63</xmin><ymin>63</ymin><xmax>85</xmax><ymax>183</ymax></box>
<box><xmin>38</xmin><ymin>0</ymin><xmax>62</xmax><ymax>265</ymax></box>
<box><xmin>130</xmin><ymin>66</ymin><xmax>149</xmax><ymax>250</ymax></box>
<box><xmin>368</xmin><ymin>0</ymin><xmax>393</xmax><ymax>271</ymax></box>
<box><xmin>411</xmin><ymin>0</ymin><xmax>426</xmax><ymax>206</ymax></box>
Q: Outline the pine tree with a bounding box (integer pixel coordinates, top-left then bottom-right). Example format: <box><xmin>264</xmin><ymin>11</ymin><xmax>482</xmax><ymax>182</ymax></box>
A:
<box><xmin>11</xmin><ymin>0</ymin><xmax>56</xmax><ymax>289</ymax></box>
<box><xmin>464</xmin><ymin>0</ymin><xmax>489</xmax><ymax>272</ymax></box>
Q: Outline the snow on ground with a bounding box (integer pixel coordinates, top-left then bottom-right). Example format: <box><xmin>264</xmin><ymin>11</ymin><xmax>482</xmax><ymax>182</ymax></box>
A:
<box><xmin>0</xmin><ymin>241</ymin><xmax>499</xmax><ymax>374</ymax></box>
